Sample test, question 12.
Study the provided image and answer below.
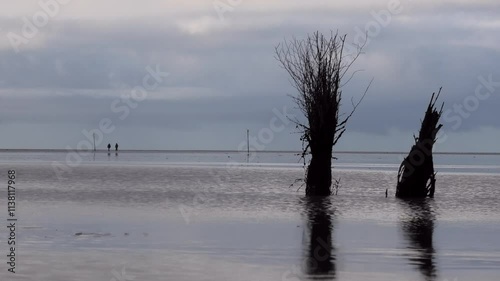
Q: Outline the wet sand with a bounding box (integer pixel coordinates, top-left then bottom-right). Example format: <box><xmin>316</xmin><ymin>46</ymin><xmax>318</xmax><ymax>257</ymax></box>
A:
<box><xmin>0</xmin><ymin>154</ymin><xmax>499</xmax><ymax>280</ymax></box>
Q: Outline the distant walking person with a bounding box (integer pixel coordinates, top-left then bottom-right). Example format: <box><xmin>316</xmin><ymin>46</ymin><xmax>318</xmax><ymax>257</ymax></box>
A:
<box><xmin>107</xmin><ymin>143</ymin><xmax>111</xmax><ymax>151</ymax></box>
<box><xmin>115</xmin><ymin>143</ymin><xmax>119</xmax><ymax>151</ymax></box>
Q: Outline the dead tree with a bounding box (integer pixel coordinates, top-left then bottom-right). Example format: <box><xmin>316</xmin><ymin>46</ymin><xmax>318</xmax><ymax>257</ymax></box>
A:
<box><xmin>275</xmin><ymin>31</ymin><xmax>369</xmax><ymax>196</ymax></box>
<box><xmin>396</xmin><ymin>90</ymin><xmax>444</xmax><ymax>198</ymax></box>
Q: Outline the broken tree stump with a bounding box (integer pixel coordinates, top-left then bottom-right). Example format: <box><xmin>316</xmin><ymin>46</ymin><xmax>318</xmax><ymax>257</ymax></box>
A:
<box><xmin>396</xmin><ymin>89</ymin><xmax>444</xmax><ymax>198</ymax></box>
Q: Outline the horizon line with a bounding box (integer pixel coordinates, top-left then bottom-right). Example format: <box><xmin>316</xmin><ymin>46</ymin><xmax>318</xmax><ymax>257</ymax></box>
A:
<box><xmin>0</xmin><ymin>149</ymin><xmax>499</xmax><ymax>155</ymax></box>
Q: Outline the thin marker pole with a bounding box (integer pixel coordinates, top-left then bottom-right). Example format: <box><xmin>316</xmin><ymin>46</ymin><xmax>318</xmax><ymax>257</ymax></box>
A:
<box><xmin>246</xmin><ymin>129</ymin><xmax>249</xmax><ymax>156</ymax></box>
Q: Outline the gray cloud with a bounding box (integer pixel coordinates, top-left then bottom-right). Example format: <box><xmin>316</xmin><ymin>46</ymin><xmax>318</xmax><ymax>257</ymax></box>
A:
<box><xmin>0</xmin><ymin>0</ymin><xmax>499</xmax><ymax>151</ymax></box>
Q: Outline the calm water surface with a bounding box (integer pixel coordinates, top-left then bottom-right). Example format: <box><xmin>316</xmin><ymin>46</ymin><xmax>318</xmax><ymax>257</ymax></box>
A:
<box><xmin>0</xmin><ymin>151</ymin><xmax>499</xmax><ymax>280</ymax></box>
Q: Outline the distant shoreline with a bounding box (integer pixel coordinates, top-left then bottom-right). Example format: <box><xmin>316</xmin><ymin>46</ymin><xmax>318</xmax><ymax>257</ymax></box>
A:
<box><xmin>0</xmin><ymin>149</ymin><xmax>498</xmax><ymax>155</ymax></box>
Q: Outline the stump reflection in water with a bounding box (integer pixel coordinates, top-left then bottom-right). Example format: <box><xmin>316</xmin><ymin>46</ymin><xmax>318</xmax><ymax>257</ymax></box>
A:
<box><xmin>399</xmin><ymin>199</ymin><xmax>437</xmax><ymax>281</ymax></box>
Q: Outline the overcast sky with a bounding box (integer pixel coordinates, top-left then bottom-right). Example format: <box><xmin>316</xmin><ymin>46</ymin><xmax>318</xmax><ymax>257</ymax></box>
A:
<box><xmin>0</xmin><ymin>0</ymin><xmax>499</xmax><ymax>152</ymax></box>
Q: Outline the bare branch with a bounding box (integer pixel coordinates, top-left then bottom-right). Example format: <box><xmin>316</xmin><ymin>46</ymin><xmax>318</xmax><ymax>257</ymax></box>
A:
<box><xmin>275</xmin><ymin>31</ymin><xmax>369</xmax><ymax>196</ymax></box>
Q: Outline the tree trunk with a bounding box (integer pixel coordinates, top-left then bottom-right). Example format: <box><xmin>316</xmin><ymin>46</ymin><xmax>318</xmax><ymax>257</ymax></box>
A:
<box><xmin>306</xmin><ymin>150</ymin><xmax>333</xmax><ymax>196</ymax></box>
<box><xmin>396</xmin><ymin>91</ymin><xmax>443</xmax><ymax>198</ymax></box>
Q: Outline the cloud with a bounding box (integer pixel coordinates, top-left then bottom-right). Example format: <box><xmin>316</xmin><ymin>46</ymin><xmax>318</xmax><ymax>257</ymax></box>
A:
<box><xmin>0</xmin><ymin>0</ymin><xmax>499</xmax><ymax>150</ymax></box>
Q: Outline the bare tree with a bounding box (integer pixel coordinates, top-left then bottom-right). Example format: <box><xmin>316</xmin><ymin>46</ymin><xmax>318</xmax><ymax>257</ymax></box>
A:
<box><xmin>275</xmin><ymin>31</ymin><xmax>370</xmax><ymax>196</ymax></box>
<box><xmin>396</xmin><ymin>90</ymin><xmax>444</xmax><ymax>198</ymax></box>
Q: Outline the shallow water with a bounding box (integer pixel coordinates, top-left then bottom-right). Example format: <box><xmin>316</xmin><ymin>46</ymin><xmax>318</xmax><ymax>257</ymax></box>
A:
<box><xmin>0</xmin><ymin>151</ymin><xmax>499</xmax><ymax>280</ymax></box>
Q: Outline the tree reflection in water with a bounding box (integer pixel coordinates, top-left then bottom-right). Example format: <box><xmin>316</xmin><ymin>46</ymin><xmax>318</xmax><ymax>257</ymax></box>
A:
<box><xmin>302</xmin><ymin>196</ymin><xmax>336</xmax><ymax>280</ymax></box>
<box><xmin>400</xmin><ymin>199</ymin><xmax>437</xmax><ymax>281</ymax></box>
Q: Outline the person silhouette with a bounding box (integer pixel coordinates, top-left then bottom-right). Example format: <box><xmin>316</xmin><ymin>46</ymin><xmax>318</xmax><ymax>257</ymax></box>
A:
<box><xmin>107</xmin><ymin>143</ymin><xmax>111</xmax><ymax>151</ymax></box>
<box><xmin>115</xmin><ymin>143</ymin><xmax>119</xmax><ymax>151</ymax></box>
